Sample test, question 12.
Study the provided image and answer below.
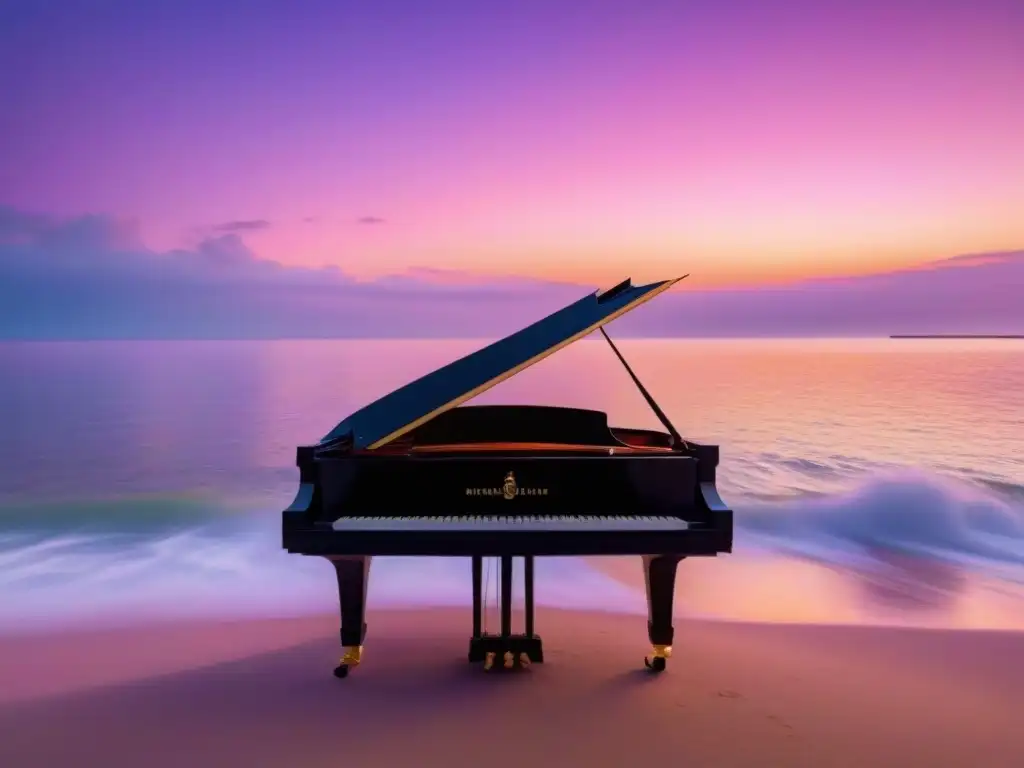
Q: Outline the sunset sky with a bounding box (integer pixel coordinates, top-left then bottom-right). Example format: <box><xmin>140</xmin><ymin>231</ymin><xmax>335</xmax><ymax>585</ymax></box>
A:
<box><xmin>3</xmin><ymin>0</ymin><xmax>1023</xmax><ymax>292</ymax></box>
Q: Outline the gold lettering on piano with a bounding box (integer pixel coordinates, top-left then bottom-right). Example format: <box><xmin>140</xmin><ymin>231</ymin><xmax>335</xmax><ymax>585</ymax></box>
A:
<box><xmin>465</xmin><ymin>471</ymin><xmax>549</xmax><ymax>499</ymax></box>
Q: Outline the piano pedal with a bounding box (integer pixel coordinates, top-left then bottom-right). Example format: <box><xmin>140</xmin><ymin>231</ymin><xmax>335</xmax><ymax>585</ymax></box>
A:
<box><xmin>503</xmin><ymin>651</ymin><xmax>515</xmax><ymax>670</ymax></box>
<box><xmin>518</xmin><ymin>652</ymin><xmax>531</xmax><ymax>669</ymax></box>
<box><xmin>334</xmin><ymin>645</ymin><xmax>364</xmax><ymax>679</ymax></box>
<box><xmin>643</xmin><ymin>644</ymin><xmax>671</xmax><ymax>673</ymax></box>
<box><xmin>483</xmin><ymin>651</ymin><xmax>497</xmax><ymax>671</ymax></box>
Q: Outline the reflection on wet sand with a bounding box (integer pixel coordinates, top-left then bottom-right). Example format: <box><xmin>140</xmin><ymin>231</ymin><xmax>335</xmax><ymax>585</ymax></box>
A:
<box><xmin>848</xmin><ymin>548</ymin><xmax>967</xmax><ymax>613</ymax></box>
<box><xmin>584</xmin><ymin>553</ymin><xmax>1024</xmax><ymax>631</ymax></box>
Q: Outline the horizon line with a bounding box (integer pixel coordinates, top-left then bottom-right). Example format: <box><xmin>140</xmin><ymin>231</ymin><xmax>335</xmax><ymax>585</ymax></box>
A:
<box><xmin>3</xmin><ymin>334</ymin><xmax>1022</xmax><ymax>344</ymax></box>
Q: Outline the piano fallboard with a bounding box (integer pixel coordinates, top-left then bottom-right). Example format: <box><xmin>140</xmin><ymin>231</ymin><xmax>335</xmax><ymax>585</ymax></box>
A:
<box><xmin>314</xmin><ymin>453</ymin><xmax>702</xmax><ymax>519</ymax></box>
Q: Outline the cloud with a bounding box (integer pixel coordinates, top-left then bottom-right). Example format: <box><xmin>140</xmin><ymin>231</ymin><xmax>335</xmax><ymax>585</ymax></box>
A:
<box><xmin>0</xmin><ymin>208</ymin><xmax>49</xmax><ymax>241</ymax></box>
<box><xmin>0</xmin><ymin>208</ymin><xmax>142</xmax><ymax>251</ymax></box>
<box><xmin>926</xmin><ymin>250</ymin><xmax>1024</xmax><ymax>268</ymax></box>
<box><xmin>0</xmin><ymin>207</ymin><xmax>579</xmax><ymax>339</ymax></box>
<box><xmin>615</xmin><ymin>250</ymin><xmax>1024</xmax><ymax>338</ymax></box>
<box><xmin>212</xmin><ymin>219</ymin><xmax>271</xmax><ymax>233</ymax></box>
<box><xmin>356</xmin><ymin>215</ymin><xmax>385</xmax><ymax>225</ymax></box>
<box><xmin>0</xmin><ymin>206</ymin><xmax>1020</xmax><ymax>339</ymax></box>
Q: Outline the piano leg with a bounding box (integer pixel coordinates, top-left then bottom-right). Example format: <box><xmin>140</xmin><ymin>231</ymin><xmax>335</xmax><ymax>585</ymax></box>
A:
<box><xmin>328</xmin><ymin>555</ymin><xmax>372</xmax><ymax>679</ymax></box>
<box><xmin>641</xmin><ymin>555</ymin><xmax>683</xmax><ymax>673</ymax></box>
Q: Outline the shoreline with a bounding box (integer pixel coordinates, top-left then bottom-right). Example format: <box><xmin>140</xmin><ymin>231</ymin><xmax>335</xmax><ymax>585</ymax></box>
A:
<box><xmin>2</xmin><ymin>548</ymin><xmax>1023</xmax><ymax>640</ymax></box>
<box><xmin>1</xmin><ymin>608</ymin><xmax>1022</xmax><ymax>767</ymax></box>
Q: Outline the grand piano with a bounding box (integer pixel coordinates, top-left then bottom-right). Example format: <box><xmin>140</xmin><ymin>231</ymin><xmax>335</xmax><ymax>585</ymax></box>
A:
<box><xmin>282</xmin><ymin>276</ymin><xmax>733</xmax><ymax>677</ymax></box>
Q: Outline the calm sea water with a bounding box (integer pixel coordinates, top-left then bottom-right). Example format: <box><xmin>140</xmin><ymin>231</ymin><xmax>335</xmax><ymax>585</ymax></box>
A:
<box><xmin>0</xmin><ymin>338</ymin><xmax>1022</xmax><ymax>633</ymax></box>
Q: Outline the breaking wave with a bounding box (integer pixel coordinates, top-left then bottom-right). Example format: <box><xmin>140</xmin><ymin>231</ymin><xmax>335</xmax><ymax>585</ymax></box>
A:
<box><xmin>0</xmin><ymin>469</ymin><xmax>1021</xmax><ymax>633</ymax></box>
<box><xmin>735</xmin><ymin>469</ymin><xmax>1024</xmax><ymax>569</ymax></box>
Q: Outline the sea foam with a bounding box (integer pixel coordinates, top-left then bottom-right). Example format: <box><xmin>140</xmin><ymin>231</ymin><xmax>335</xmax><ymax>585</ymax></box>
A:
<box><xmin>0</xmin><ymin>470</ymin><xmax>1021</xmax><ymax>633</ymax></box>
<box><xmin>737</xmin><ymin>469</ymin><xmax>1024</xmax><ymax>568</ymax></box>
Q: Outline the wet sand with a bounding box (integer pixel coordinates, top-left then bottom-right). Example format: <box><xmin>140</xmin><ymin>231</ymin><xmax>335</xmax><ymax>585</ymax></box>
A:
<box><xmin>1</xmin><ymin>608</ymin><xmax>1022</xmax><ymax>768</ymax></box>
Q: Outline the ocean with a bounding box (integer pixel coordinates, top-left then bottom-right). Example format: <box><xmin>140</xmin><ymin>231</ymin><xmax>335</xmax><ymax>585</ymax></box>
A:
<box><xmin>0</xmin><ymin>337</ymin><xmax>1022</xmax><ymax>634</ymax></box>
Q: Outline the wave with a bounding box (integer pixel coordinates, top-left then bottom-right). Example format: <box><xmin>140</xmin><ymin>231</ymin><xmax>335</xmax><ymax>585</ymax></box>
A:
<box><xmin>736</xmin><ymin>469</ymin><xmax>1024</xmax><ymax>569</ymax></box>
<box><xmin>0</xmin><ymin>515</ymin><xmax>646</xmax><ymax>634</ymax></box>
<box><xmin>0</xmin><ymin>469</ymin><xmax>1021</xmax><ymax>633</ymax></box>
<box><xmin>0</xmin><ymin>493</ymin><xmax>246</xmax><ymax>535</ymax></box>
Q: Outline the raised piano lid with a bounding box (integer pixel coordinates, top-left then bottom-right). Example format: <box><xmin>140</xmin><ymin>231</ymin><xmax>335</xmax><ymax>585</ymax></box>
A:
<box><xmin>320</xmin><ymin>276</ymin><xmax>686</xmax><ymax>450</ymax></box>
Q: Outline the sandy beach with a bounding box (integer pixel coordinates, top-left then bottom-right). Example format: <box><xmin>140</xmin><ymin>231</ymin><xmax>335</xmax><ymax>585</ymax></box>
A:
<box><xmin>1</xmin><ymin>608</ymin><xmax>1022</xmax><ymax>768</ymax></box>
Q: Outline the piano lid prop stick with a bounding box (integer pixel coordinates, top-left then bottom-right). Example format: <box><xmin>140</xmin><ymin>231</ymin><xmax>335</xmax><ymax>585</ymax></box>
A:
<box><xmin>598</xmin><ymin>324</ymin><xmax>690</xmax><ymax>449</ymax></box>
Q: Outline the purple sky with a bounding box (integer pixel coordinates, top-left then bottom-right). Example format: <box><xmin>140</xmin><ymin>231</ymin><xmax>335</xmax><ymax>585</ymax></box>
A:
<box><xmin>1</xmin><ymin>0</ymin><xmax>1022</xmax><ymax>336</ymax></box>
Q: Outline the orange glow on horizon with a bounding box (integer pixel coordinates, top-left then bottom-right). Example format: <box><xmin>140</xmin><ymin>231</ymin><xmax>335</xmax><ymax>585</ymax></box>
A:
<box><xmin>216</xmin><ymin>217</ymin><xmax>1024</xmax><ymax>290</ymax></box>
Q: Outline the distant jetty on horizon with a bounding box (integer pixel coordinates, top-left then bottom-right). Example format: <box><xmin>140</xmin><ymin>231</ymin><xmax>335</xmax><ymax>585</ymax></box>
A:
<box><xmin>889</xmin><ymin>334</ymin><xmax>1024</xmax><ymax>339</ymax></box>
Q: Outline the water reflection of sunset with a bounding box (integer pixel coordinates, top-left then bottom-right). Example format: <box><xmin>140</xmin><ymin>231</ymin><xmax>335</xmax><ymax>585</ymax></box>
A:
<box><xmin>15</xmin><ymin>336</ymin><xmax>1015</xmax><ymax>496</ymax></box>
<box><xmin>588</xmin><ymin>555</ymin><xmax>1024</xmax><ymax>631</ymax></box>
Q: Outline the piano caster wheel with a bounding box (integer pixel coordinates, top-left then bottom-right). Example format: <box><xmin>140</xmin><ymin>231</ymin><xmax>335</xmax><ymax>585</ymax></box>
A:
<box><xmin>334</xmin><ymin>645</ymin><xmax>362</xmax><ymax>679</ymax></box>
<box><xmin>644</xmin><ymin>656</ymin><xmax>667</xmax><ymax>672</ymax></box>
<box><xmin>644</xmin><ymin>644</ymin><xmax>671</xmax><ymax>673</ymax></box>
<box><xmin>483</xmin><ymin>652</ymin><xmax>497</xmax><ymax>672</ymax></box>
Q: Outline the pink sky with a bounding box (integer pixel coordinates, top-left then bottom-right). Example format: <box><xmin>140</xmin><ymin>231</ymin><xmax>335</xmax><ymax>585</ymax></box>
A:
<box><xmin>2</xmin><ymin>0</ymin><xmax>1022</xmax><ymax>289</ymax></box>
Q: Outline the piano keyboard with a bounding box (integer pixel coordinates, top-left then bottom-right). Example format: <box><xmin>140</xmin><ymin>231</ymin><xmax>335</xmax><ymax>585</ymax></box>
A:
<box><xmin>332</xmin><ymin>515</ymin><xmax>690</xmax><ymax>533</ymax></box>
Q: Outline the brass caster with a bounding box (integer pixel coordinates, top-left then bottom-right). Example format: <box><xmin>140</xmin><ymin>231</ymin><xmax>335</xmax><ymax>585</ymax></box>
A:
<box><xmin>644</xmin><ymin>644</ymin><xmax>671</xmax><ymax>673</ymax></box>
<box><xmin>334</xmin><ymin>645</ymin><xmax>363</xmax><ymax>678</ymax></box>
<box><xmin>483</xmin><ymin>651</ymin><xmax>496</xmax><ymax>671</ymax></box>
<box><xmin>503</xmin><ymin>651</ymin><xmax>515</xmax><ymax>670</ymax></box>
<box><xmin>518</xmin><ymin>652</ymin><xmax>532</xmax><ymax>668</ymax></box>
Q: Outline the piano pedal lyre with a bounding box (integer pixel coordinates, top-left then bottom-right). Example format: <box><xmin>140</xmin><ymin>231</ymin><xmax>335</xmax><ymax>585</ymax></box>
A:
<box><xmin>334</xmin><ymin>645</ymin><xmax>364</xmax><ymax>679</ymax></box>
<box><xmin>644</xmin><ymin>644</ymin><xmax>671</xmax><ymax>673</ymax></box>
<box><xmin>483</xmin><ymin>651</ymin><xmax>497</xmax><ymax>672</ymax></box>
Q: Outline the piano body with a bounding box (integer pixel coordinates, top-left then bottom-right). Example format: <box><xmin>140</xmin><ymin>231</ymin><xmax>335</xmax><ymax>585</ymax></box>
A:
<box><xmin>282</xmin><ymin>277</ymin><xmax>733</xmax><ymax>677</ymax></box>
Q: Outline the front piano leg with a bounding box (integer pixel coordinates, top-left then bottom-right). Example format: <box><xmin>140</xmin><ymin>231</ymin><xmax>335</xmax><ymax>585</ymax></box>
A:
<box><xmin>327</xmin><ymin>555</ymin><xmax>372</xmax><ymax>678</ymax></box>
<box><xmin>641</xmin><ymin>555</ymin><xmax>683</xmax><ymax>672</ymax></box>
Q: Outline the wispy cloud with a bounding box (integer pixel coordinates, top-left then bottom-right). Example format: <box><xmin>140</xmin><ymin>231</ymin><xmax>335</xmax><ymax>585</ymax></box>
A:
<box><xmin>212</xmin><ymin>219</ymin><xmax>271</xmax><ymax>233</ymax></box>
<box><xmin>0</xmin><ymin>206</ymin><xmax>1020</xmax><ymax>339</ymax></box>
<box><xmin>925</xmin><ymin>251</ymin><xmax>1024</xmax><ymax>268</ymax></box>
<box><xmin>356</xmin><ymin>215</ymin><xmax>385</xmax><ymax>225</ymax></box>
<box><xmin>618</xmin><ymin>251</ymin><xmax>1024</xmax><ymax>338</ymax></box>
<box><xmin>0</xmin><ymin>207</ymin><xmax>578</xmax><ymax>339</ymax></box>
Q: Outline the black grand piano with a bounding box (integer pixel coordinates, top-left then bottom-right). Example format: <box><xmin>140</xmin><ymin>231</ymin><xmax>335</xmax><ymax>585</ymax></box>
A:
<box><xmin>282</xmin><ymin>276</ymin><xmax>733</xmax><ymax>677</ymax></box>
